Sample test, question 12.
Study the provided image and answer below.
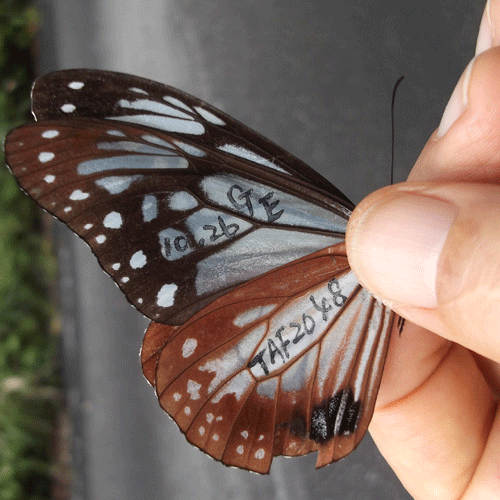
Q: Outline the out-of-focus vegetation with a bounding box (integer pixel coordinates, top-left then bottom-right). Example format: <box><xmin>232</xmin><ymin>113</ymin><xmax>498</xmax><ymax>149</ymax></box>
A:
<box><xmin>1</xmin><ymin>2</ymin><xmax>62</xmax><ymax>499</ymax></box>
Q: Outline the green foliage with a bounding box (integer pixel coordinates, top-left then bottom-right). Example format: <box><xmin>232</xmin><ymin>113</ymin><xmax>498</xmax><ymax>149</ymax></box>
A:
<box><xmin>0</xmin><ymin>2</ymin><xmax>62</xmax><ymax>499</ymax></box>
<box><xmin>0</xmin><ymin>0</ymin><xmax>39</xmax><ymax>139</ymax></box>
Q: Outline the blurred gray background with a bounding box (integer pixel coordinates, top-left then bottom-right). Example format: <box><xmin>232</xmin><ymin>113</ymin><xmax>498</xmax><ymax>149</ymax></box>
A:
<box><xmin>34</xmin><ymin>0</ymin><xmax>483</xmax><ymax>499</ymax></box>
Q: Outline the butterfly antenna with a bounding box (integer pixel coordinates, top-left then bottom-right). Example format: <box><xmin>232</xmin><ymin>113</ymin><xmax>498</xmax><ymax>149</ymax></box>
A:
<box><xmin>391</xmin><ymin>75</ymin><xmax>405</xmax><ymax>185</ymax></box>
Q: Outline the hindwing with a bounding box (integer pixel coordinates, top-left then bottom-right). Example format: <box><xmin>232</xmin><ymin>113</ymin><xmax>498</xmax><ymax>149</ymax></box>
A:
<box><xmin>141</xmin><ymin>247</ymin><xmax>394</xmax><ymax>473</ymax></box>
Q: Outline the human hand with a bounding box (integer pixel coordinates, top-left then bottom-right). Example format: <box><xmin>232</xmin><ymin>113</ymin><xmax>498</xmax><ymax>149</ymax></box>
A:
<box><xmin>346</xmin><ymin>2</ymin><xmax>500</xmax><ymax>498</ymax></box>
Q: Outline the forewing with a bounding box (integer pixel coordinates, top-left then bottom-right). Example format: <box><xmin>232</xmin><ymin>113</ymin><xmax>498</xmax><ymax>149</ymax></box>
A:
<box><xmin>141</xmin><ymin>246</ymin><xmax>395</xmax><ymax>473</ymax></box>
<box><xmin>30</xmin><ymin>69</ymin><xmax>354</xmax><ymax>206</ymax></box>
<box><xmin>6</xmin><ymin>117</ymin><xmax>351</xmax><ymax>325</ymax></box>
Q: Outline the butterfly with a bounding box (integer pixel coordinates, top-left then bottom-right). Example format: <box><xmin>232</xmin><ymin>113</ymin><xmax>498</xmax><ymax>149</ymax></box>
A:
<box><xmin>5</xmin><ymin>69</ymin><xmax>396</xmax><ymax>474</ymax></box>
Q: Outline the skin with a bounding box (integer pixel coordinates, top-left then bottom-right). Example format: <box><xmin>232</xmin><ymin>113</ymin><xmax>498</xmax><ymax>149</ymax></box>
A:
<box><xmin>345</xmin><ymin>1</ymin><xmax>500</xmax><ymax>498</ymax></box>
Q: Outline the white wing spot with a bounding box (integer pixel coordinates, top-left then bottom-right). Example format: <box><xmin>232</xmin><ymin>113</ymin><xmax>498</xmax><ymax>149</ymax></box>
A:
<box><xmin>206</xmin><ymin>413</ymin><xmax>214</xmax><ymax>423</ymax></box>
<box><xmin>61</xmin><ymin>103</ymin><xmax>76</xmax><ymax>113</ymax></box>
<box><xmin>187</xmin><ymin>380</ymin><xmax>201</xmax><ymax>400</ymax></box>
<box><xmin>106</xmin><ymin>130</ymin><xmax>126</xmax><ymax>137</ymax></box>
<box><xmin>129</xmin><ymin>87</ymin><xmax>148</xmax><ymax>95</ymax></box>
<box><xmin>115</xmin><ymin>98</ymin><xmax>204</xmax><ymax>134</ymax></box>
<box><xmin>194</xmin><ymin>106</ymin><xmax>226</xmax><ymax>126</ymax></box>
<box><xmin>44</xmin><ymin>174</ymin><xmax>55</xmax><ymax>183</ymax></box>
<box><xmin>130</xmin><ymin>250</ymin><xmax>147</xmax><ymax>269</ymax></box>
<box><xmin>258</xmin><ymin>434</ymin><xmax>264</xmax><ymax>441</ymax></box>
<box><xmin>163</xmin><ymin>96</ymin><xmax>193</xmax><ymax>112</ymax></box>
<box><xmin>173</xmin><ymin>140</ymin><xmax>206</xmax><ymax>157</ymax></box>
<box><xmin>198</xmin><ymin>426</ymin><xmax>205</xmax><ymax>436</ymax></box>
<box><xmin>63</xmin><ymin>206</ymin><xmax>72</xmax><ymax>213</ymax></box>
<box><xmin>199</xmin><ymin>333</ymin><xmax>262</xmax><ymax>397</ymax></box>
<box><xmin>68</xmin><ymin>81</ymin><xmax>84</xmax><ymax>89</ymax></box>
<box><xmin>236</xmin><ymin>445</ymin><xmax>244</xmax><ymax>455</ymax></box>
<box><xmin>182</xmin><ymin>338</ymin><xmax>197</xmax><ymax>358</ymax></box>
<box><xmin>156</xmin><ymin>283</ymin><xmax>177</xmax><ymax>307</ymax></box>
<box><xmin>121</xmin><ymin>276</ymin><xmax>130</xmax><ymax>283</ymax></box>
<box><xmin>216</xmin><ymin>416</ymin><xmax>222</xmax><ymax>422</ymax></box>
<box><xmin>84</xmin><ymin>223</ymin><xmax>93</xmax><ymax>230</ymax></box>
<box><xmin>212</xmin><ymin>434</ymin><xmax>219</xmax><ymax>441</ymax></box>
<box><xmin>38</xmin><ymin>152</ymin><xmax>54</xmax><ymax>163</ymax></box>
<box><xmin>169</xmin><ymin>191</ymin><xmax>199</xmax><ymax>211</ymax></box>
<box><xmin>95</xmin><ymin>175</ymin><xmax>143</xmax><ymax>194</ymax></box>
<box><xmin>142</xmin><ymin>195</ymin><xmax>158</xmax><ymax>222</ymax></box>
<box><xmin>70</xmin><ymin>189</ymin><xmax>89</xmax><ymax>201</ymax></box>
<box><xmin>111</xmin><ymin>263</ymin><xmax>120</xmax><ymax>271</ymax></box>
<box><xmin>42</xmin><ymin>130</ymin><xmax>59</xmax><ymax>139</ymax></box>
<box><xmin>95</xmin><ymin>235</ymin><xmax>106</xmax><ymax>244</ymax></box>
<box><xmin>184</xmin><ymin>406</ymin><xmax>191</xmax><ymax>415</ymax></box>
<box><xmin>103</xmin><ymin>211</ymin><xmax>122</xmax><ymax>229</ymax></box>
<box><xmin>241</xmin><ymin>430</ymin><xmax>249</xmax><ymax>439</ymax></box>
<box><xmin>137</xmin><ymin>298</ymin><xmax>143</xmax><ymax>304</ymax></box>
<box><xmin>173</xmin><ymin>392</ymin><xmax>181</xmax><ymax>401</ymax></box>
<box><xmin>255</xmin><ymin>448</ymin><xmax>265</xmax><ymax>459</ymax></box>
<box><xmin>217</xmin><ymin>144</ymin><xmax>288</xmax><ymax>174</ymax></box>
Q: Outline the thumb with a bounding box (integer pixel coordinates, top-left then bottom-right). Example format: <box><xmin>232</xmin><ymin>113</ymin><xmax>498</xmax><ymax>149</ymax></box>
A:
<box><xmin>346</xmin><ymin>181</ymin><xmax>500</xmax><ymax>362</ymax></box>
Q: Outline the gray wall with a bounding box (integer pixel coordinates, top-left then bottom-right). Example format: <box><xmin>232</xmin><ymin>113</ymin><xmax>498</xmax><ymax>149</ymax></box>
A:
<box><xmin>36</xmin><ymin>1</ymin><xmax>482</xmax><ymax>499</ymax></box>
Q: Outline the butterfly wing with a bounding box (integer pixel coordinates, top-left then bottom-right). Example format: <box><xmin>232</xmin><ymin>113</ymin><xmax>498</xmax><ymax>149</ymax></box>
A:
<box><xmin>141</xmin><ymin>246</ymin><xmax>394</xmax><ymax>473</ymax></box>
<box><xmin>5</xmin><ymin>69</ymin><xmax>396</xmax><ymax>472</ymax></box>
<box><xmin>6</xmin><ymin>117</ymin><xmax>351</xmax><ymax>325</ymax></box>
<box><xmin>30</xmin><ymin>69</ymin><xmax>353</xmax><ymax>206</ymax></box>
<box><xmin>5</xmin><ymin>69</ymin><xmax>356</xmax><ymax>325</ymax></box>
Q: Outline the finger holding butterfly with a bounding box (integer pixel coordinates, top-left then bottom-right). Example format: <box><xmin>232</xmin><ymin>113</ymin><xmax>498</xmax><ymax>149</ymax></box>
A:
<box><xmin>347</xmin><ymin>2</ymin><xmax>500</xmax><ymax>498</ymax></box>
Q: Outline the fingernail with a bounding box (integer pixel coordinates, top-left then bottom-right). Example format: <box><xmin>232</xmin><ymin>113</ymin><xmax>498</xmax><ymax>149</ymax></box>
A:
<box><xmin>437</xmin><ymin>58</ymin><xmax>475</xmax><ymax>138</ymax></box>
<box><xmin>348</xmin><ymin>193</ymin><xmax>457</xmax><ymax>308</ymax></box>
<box><xmin>476</xmin><ymin>0</ymin><xmax>493</xmax><ymax>55</ymax></box>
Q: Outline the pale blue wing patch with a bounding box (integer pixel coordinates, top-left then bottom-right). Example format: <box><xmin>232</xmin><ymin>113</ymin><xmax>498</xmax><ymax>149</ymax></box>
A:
<box><xmin>69</xmin><ymin>189</ymin><xmax>89</xmax><ymax>201</ymax></box>
<box><xmin>168</xmin><ymin>191</ymin><xmax>199</xmax><ymax>211</ymax></box>
<box><xmin>117</xmin><ymin>98</ymin><xmax>193</xmax><ymax>120</ymax></box>
<box><xmin>142</xmin><ymin>195</ymin><xmax>158</xmax><ymax>222</ymax></box>
<box><xmin>217</xmin><ymin>144</ymin><xmax>288</xmax><ymax>175</ymax></box>
<box><xmin>78</xmin><ymin>154</ymin><xmax>189</xmax><ymax>174</ymax></box>
<box><xmin>280</xmin><ymin>345</ymin><xmax>319</xmax><ymax>393</ymax></box>
<box><xmin>198</xmin><ymin>324</ymin><xmax>266</xmax><ymax>395</ymax></box>
<box><xmin>67</xmin><ymin>81</ymin><xmax>84</xmax><ymax>90</ymax></box>
<box><xmin>200</xmin><ymin>175</ymin><xmax>348</xmax><ymax>233</ymax></box>
<box><xmin>109</xmin><ymin>114</ymin><xmax>205</xmax><ymax>135</ymax></box>
<box><xmin>103</xmin><ymin>211</ymin><xmax>123</xmax><ymax>229</ymax></box>
<box><xmin>163</xmin><ymin>95</ymin><xmax>193</xmax><ymax>113</ymax></box>
<box><xmin>41</xmin><ymin>130</ymin><xmax>60</xmax><ymax>139</ymax></box>
<box><xmin>194</xmin><ymin>106</ymin><xmax>226</xmax><ymax>126</ymax></box>
<box><xmin>233</xmin><ymin>304</ymin><xmax>277</xmax><ymax>328</ymax></box>
<box><xmin>106</xmin><ymin>130</ymin><xmax>127</xmax><ymax>137</ymax></box>
<box><xmin>184</xmin><ymin>208</ymin><xmax>253</xmax><ymax>249</ymax></box>
<box><xmin>38</xmin><ymin>152</ymin><xmax>55</xmax><ymax>163</ymax></box>
<box><xmin>173</xmin><ymin>140</ymin><xmax>206</xmax><ymax>157</ymax></box>
<box><xmin>61</xmin><ymin>104</ymin><xmax>76</xmax><ymax>113</ymax></box>
<box><xmin>156</xmin><ymin>283</ymin><xmax>178</xmax><ymax>307</ymax></box>
<box><xmin>248</xmin><ymin>272</ymin><xmax>357</xmax><ymax>379</ymax></box>
<box><xmin>158</xmin><ymin>228</ymin><xmax>193</xmax><ymax>261</ymax></box>
<box><xmin>130</xmin><ymin>250</ymin><xmax>147</xmax><ymax>269</ymax></box>
<box><xmin>94</xmin><ymin>175</ymin><xmax>144</xmax><ymax>194</ymax></box>
<box><xmin>194</xmin><ymin>228</ymin><xmax>342</xmax><ymax>295</ymax></box>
